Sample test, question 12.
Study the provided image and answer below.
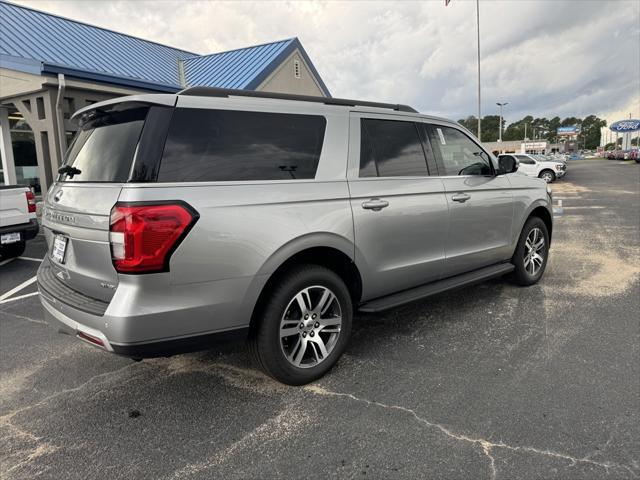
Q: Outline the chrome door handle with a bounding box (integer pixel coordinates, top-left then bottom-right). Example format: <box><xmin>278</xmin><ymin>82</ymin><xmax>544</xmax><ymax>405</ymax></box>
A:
<box><xmin>452</xmin><ymin>193</ymin><xmax>471</xmax><ymax>203</ymax></box>
<box><xmin>362</xmin><ymin>199</ymin><xmax>389</xmax><ymax>211</ymax></box>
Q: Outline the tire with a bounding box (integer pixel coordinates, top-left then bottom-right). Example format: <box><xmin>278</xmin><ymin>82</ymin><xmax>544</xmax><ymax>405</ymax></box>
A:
<box><xmin>511</xmin><ymin>217</ymin><xmax>550</xmax><ymax>286</ymax></box>
<box><xmin>249</xmin><ymin>264</ymin><xmax>353</xmax><ymax>386</ymax></box>
<box><xmin>0</xmin><ymin>240</ymin><xmax>25</xmax><ymax>259</ymax></box>
<box><xmin>539</xmin><ymin>170</ymin><xmax>556</xmax><ymax>183</ymax></box>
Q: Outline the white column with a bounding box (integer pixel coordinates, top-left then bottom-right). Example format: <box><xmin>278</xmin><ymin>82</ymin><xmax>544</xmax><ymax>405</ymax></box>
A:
<box><xmin>0</xmin><ymin>107</ymin><xmax>17</xmax><ymax>185</ymax></box>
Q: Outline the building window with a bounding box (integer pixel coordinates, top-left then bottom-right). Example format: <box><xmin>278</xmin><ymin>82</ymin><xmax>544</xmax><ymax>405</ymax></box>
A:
<box><xmin>293</xmin><ymin>59</ymin><xmax>301</xmax><ymax>79</ymax></box>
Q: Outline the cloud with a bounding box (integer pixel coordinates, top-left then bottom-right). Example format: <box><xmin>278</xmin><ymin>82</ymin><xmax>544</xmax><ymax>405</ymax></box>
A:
<box><xmin>14</xmin><ymin>0</ymin><xmax>640</xmax><ymax>125</ymax></box>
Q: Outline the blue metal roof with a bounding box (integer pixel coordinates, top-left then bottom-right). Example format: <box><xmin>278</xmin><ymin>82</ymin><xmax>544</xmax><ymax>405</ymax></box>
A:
<box><xmin>0</xmin><ymin>1</ymin><xmax>330</xmax><ymax>96</ymax></box>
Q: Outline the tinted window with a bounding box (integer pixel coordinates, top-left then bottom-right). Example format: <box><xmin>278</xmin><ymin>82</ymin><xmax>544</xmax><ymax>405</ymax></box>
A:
<box><xmin>360</xmin><ymin>119</ymin><xmax>428</xmax><ymax>177</ymax></box>
<box><xmin>428</xmin><ymin>125</ymin><xmax>492</xmax><ymax>176</ymax></box>
<box><xmin>516</xmin><ymin>155</ymin><xmax>536</xmax><ymax>164</ymax></box>
<box><xmin>159</xmin><ymin>109</ymin><xmax>326</xmax><ymax>182</ymax></box>
<box><xmin>61</xmin><ymin>106</ymin><xmax>147</xmax><ymax>182</ymax></box>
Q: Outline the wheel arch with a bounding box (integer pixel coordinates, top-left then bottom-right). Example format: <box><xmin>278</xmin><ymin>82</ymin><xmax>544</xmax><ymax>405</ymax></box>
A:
<box><xmin>246</xmin><ymin>234</ymin><xmax>362</xmax><ymax>334</ymax></box>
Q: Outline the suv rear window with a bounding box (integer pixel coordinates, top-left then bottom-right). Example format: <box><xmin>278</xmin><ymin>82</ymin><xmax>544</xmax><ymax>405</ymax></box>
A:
<box><xmin>60</xmin><ymin>106</ymin><xmax>148</xmax><ymax>182</ymax></box>
<box><xmin>158</xmin><ymin>108</ymin><xmax>326</xmax><ymax>182</ymax></box>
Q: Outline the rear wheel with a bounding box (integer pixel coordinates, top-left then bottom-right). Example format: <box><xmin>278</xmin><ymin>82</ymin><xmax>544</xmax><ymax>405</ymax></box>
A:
<box><xmin>0</xmin><ymin>240</ymin><xmax>25</xmax><ymax>259</ymax></box>
<box><xmin>511</xmin><ymin>217</ymin><xmax>549</xmax><ymax>286</ymax></box>
<box><xmin>249</xmin><ymin>265</ymin><xmax>352</xmax><ymax>385</ymax></box>
<box><xmin>539</xmin><ymin>170</ymin><xmax>556</xmax><ymax>183</ymax></box>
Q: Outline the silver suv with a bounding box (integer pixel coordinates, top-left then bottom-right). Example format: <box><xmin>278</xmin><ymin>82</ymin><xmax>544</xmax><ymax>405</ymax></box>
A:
<box><xmin>38</xmin><ymin>88</ymin><xmax>553</xmax><ymax>385</ymax></box>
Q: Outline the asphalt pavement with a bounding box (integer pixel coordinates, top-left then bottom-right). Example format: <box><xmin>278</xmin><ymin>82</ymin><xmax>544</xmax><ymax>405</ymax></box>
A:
<box><xmin>1</xmin><ymin>159</ymin><xmax>639</xmax><ymax>479</ymax></box>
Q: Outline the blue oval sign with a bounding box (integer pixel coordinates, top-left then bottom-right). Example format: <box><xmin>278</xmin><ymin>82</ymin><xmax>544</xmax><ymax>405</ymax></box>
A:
<box><xmin>610</xmin><ymin>119</ymin><xmax>640</xmax><ymax>133</ymax></box>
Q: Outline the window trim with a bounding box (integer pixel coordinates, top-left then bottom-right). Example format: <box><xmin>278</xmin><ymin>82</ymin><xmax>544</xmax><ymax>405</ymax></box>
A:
<box><xmin>358</xmin><ymin>117</ymin><xmax>431</xmax><ymax>179</ymax></box>
<box><xmin>426</xmin><ymin>123</ymin><xmax>496</xmax><ymax>177</ymax></box>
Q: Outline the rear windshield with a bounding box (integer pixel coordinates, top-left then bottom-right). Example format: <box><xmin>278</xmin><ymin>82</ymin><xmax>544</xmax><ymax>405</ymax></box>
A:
<box><xmin>158</xmin><ymin>108</ymin><xmax>326</xmax><ymax>182</ymax></box>
<box><xmin>60</xmin><ymin>106</ymin><xmax>148</xmax><ymax>182</ymax></box>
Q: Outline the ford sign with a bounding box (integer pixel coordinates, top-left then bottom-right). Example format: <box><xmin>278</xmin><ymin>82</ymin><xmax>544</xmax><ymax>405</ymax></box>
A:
<box><xmin>610</xmin><ymin>119</ymin><xmax>640</xmax><ymax>133</ymax></box>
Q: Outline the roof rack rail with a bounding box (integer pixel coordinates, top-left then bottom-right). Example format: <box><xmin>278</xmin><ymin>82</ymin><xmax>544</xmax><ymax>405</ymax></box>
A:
<box><xmin>177</xmin><ymin>86</ymin><xmax>418</xmax><ymax>113</ymax></box>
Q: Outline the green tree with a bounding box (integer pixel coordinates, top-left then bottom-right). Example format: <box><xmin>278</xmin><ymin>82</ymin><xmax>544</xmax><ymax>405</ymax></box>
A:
<box><xmin>561</xmin><ymin>117</ymin><xmax>581</xmax><ymax>127</ymax></box>
<box><xmin>457</xmin><ymin>116</ymin><xmax>478</xmax><ymax>134</ymax></box>
<box><xmin>580</xmin><ymin>115</ymin><xmax>607</xmax><ymax>149</ymax></box>
<box><xmin>480</xmin><ymin>115</ymin><xmax>502</xmax><ymax>142</ymax></box>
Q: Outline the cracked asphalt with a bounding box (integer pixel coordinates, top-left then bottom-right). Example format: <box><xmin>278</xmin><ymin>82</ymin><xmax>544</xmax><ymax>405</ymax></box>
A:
<box><xmin>1</xmin><ymin>159</ymin><xmax>639</xmax><ymax>480</ymax></box>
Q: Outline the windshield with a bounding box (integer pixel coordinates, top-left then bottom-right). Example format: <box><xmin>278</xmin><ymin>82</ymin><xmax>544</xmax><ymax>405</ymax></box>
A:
<box><xmin>59</xmin><ymin>106</ymin><xmax>148</xmax><ymax>182</ymax></box>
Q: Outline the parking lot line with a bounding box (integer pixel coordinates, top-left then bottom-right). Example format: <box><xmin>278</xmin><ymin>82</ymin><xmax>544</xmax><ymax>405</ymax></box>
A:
<box><xmin>0</xmin><ymin>258</ymin><xmax>15</xmax><ymax>267</ymax></box>
<box><xmin>0</xmin><ymin>275</ymin><xmax>37</xmax><ymax>302</ymax></box>
<box><xmin>18</xmin><ymin>256</ymin><xmax>43</xmax><ymax>262</ymax></box>
<box><xmin>0</xmin><ymin>291</ymin><xmax>39</xmax><ymax>305</ymax></box>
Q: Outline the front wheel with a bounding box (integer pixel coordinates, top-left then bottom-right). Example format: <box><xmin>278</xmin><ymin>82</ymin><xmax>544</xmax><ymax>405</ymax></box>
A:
<box><xmin>511</xmin><ymin>217</ymin><xmax>550</xmax><ymax>286</ymax></box>
<box><xmin>249</xmin><ymin>265</ymin><xmax>353</xmax><ymax>385</ymax></box>
<box><xmin>539</xmin><ymin>170</ymin><xmax>556</xmax><ymax>183</ymax></box>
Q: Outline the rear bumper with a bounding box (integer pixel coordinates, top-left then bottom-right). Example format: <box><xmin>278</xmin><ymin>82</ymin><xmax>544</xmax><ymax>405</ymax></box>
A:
<box><xmin>0</xmin><ymin>218</ymin><xmax>39</xmax><ymax>241</ymax></box>
<box><xmin>40</xmin><ymin>292</ymin><xmax>250</xmax><ymax>357</ymax></box>
<box><xmin>37</xmin><ymin>256</ymin><xmax>262</xmax><ymax>357</ymax></box>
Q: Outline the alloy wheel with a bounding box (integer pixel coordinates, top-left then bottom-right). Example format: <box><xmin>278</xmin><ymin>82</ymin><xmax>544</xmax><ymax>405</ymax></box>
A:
<box><xmin>279</xmin><ymin>286</ymin><xmax>342</xmax><ymax>368</ymax></box>
<box><xmin>541</xmin><ymin>172</ymin><xmax>554</xmax><ymax>183</ymax></box>
<box><xmin>524</xmin><ymin>227</ymin><xmax>545</xmax><ymax>276</ymax></box>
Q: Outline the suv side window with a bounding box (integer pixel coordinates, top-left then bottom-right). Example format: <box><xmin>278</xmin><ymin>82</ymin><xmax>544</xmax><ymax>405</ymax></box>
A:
<box><xmin>516</xmin><ymin>155</ymin><xmax>536</xmax><ymax>165</ymax></box>
<box><xmin>158</xmin><ymin>108</ymin><xmax>326</xmax><ymax>182</ymax></box>
<box><xmin>427</xmin><ymin>125</ymin><xmax>493</xmax><ymax>176</ymax></box>
<box><xmin>360</xmin><ymin>119</ymin><xmax>429</xmax><ymax>177</ymax></box>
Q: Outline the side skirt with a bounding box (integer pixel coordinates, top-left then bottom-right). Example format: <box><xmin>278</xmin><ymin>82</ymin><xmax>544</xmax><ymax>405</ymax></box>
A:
<box><xmin>358</xmin><ymin>263</ymin><xmax>515</xmax><ymax>313</ymax></box>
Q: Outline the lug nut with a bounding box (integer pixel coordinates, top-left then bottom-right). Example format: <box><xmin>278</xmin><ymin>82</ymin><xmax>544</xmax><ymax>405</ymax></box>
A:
<box><xmin>309</xmin><ymin>331</ymin><xmax>315</xmax><ymax>337</ymax></box>
<box><xmin>304</xmin><ymin>314</ymin><xmax>309</xmax><ymax>320</ymax></box>
<box><xmin>314</xmin><ymin>322</ymin><xmax>320</xmax><ymax>328</ymax></box>
<box><xmin>299</xmin><ymin>323</ymin><xmax>304</xmax><ymax>329</ymax></box>
<box><xmin>302</xmin><ymin>332</ymin><xmax>307</xmax><ymax>338</ymax></box>
<box><xmin>312</xmin><ymin>314</ymin><xmax>317</xmax><ymax>319</ymax></box>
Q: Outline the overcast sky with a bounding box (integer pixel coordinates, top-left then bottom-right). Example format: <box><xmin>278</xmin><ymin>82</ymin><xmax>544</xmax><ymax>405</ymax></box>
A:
<box><xmin>15</xmin><ymin>0</ymin><xmax>640</xmax><ymax>126</ymax></box>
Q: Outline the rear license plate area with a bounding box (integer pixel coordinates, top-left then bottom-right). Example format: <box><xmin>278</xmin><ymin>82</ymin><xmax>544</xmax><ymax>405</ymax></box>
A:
<box><xmin>52</xmin><ymin>235</ymin><xmax>68</xmax><ymax>264</ymax></box>
<box><xmin>0</xmin><ymin>232</ymin><xmax>21</xmax><ymax>244</ymax></box>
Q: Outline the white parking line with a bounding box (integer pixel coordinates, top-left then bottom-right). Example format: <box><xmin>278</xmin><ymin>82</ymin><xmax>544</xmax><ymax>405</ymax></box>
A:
<box><xmin>0</xmin><ymin>258</ymin><xmax>15</xmax><ymax>267</ymax></box>
<box><xmin>18</xmin><ymin>256</ymin><xmax>43</xmax><ymax>262</ymax></box>
<box><xmin>0</xmin><ymin>291</ymin><xmax>39</xmax><ymax>305</ymax></box>
<box><xmin>0</xmin><ymin>275</ymin><xmax>37</xmax><ymax>302</ymax></box>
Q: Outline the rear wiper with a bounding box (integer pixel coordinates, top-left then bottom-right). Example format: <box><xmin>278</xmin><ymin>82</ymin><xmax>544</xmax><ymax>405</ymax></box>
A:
<box><xmin>58</xmin><ymin>165</ymin><xmax>82</xmax><ymax>178</ymax></box>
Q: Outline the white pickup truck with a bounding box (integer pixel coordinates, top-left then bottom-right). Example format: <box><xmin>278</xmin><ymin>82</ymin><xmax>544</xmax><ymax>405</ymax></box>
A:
<box><xmin>498</xmin><ymin>153</ymin><xmax>567</xmax><ymax>183</ymax></box>
<box><xmin>0</xmin><ymin>185</ymin><xmax>39</xmax><ymax>259</ymax></box>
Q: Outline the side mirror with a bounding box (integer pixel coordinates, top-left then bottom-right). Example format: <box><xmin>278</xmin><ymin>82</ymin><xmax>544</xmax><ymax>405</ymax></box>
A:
<box><xmin>497</xmin><ymin>156</ymin><xmax>518</xmax><ymax>175</ymax></box>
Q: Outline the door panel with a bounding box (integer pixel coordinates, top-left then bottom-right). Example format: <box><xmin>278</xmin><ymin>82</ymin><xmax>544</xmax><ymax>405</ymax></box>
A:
<box><xmin>440</xmin><ymin>176</ymin><xmax>513</xmax><ymax>276</ymax></box>
<box><xmin>350</xmin><ymin>178</ymin><xmax>449</xmax><ymax>299</ymax></box>
<box><xmin>347</xmin><ymin>113</ymin><xmax>449</xmax><ymax>300</ymax></box>
<box><xmin>426</xmin><ymin>124</ymin><xmax>514</xmax><ymax>277</ymax></box>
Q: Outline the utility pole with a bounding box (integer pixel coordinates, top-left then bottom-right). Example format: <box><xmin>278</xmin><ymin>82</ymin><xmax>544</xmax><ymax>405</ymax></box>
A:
<box><xmin>496</xmin><ymin>102</ymin><xmax>508</xmax><ymax>142</ymax></box>
<box><xmin>476</xmin><ymin>0</ymin><xmax>481</xmax><ymax>140</ymax></box>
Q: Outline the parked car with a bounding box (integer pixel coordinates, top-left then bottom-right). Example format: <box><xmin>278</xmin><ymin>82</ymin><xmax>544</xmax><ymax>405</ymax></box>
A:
<box><xmin>38</xmin><ymin>88</ymin><xmax>553</xmax><ymax>385</ymax></box>
<box><xmin>0</xmin><ymin>185</ymin><xmax>39</xmax><ymax>259</ymax></box>
<box><xmin>535</xmin><ymin>154</ymin><xmax>567</xmax><ymax>169</ymax></box>
<box><xmin>606</xmin><ymin>151</ymin><xmax>617</xmax><ymax>160</ymax></box>
<box><xmin>498</xmin><ymin>153</ymin><xmax>565</xmax><ymax>183</ymax></box>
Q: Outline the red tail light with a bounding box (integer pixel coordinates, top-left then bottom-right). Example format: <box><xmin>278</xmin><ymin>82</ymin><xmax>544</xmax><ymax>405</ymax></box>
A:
<box><xmin>25</xmin><ymin>190</ymin><xmax>36</xmax><ymax>213</ymax></box>
<box><xmin>109</xmin><ymin>202</ymin><xmax>198</xmax><ymax>274</ymax></box>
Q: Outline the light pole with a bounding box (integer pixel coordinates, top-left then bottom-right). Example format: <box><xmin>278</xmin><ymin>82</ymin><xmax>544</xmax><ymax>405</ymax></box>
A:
<box><xmin>476</xmin><ymin>0</ymin><xmax>481</xmax><ymax>140</ymax></box>
<box><xmin>496</xmin><ymin>102</ymin><xmax>508</xmax><ymax>142</ymax></box>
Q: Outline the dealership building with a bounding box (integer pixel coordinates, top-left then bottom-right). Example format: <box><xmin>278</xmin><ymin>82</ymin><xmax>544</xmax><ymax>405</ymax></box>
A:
<box><xmin>0</xmin><ymin>1</ymin><xmax>331</xmax><ymax>193</ymax></box>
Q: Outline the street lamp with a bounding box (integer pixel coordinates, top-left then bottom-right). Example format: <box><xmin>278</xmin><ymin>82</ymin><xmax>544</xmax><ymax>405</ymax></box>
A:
<box><xmin>496</xmin><ymin>102</ymin><xmax>508</xmax><ymax>142</ymax></box>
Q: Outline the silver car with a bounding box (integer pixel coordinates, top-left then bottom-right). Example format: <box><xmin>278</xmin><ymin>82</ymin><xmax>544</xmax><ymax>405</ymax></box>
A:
<box><xmin>38</xmin><ymin>88</ymin><xmax>553</xmax><ymax>385</ymax></box>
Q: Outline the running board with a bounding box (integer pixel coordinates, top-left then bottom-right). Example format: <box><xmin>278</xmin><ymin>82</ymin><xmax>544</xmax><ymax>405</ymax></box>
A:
<box><xmin>358</xmin><ymin>263</ymin><xmax>515</xmax><ymax>313</ymax></box>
